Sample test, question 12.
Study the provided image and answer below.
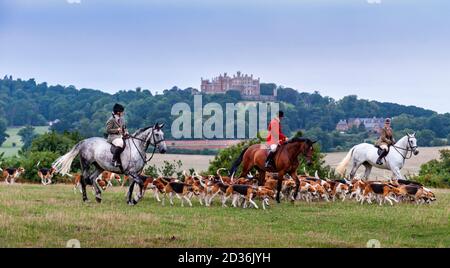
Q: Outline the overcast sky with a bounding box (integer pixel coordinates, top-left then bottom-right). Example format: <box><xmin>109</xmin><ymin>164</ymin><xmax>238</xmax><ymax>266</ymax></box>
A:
<box><xmin>0</xmin><ymin>0</ymin><xmax>449</xmax><ymax>113</ymax></box>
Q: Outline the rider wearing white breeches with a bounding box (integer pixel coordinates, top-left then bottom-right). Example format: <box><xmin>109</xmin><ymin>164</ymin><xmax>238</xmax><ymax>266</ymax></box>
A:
<box><xmin>106</xmin><ymin>103</ymin><xmax>129</xmax><ymax>168</ymax></box>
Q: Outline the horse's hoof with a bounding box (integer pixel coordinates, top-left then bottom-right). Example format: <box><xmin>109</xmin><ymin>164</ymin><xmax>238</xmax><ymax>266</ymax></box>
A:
<box><xmin>127</xmin><ymin>199</ymin><xmax>138</xmax><ymax>206</ymax></box>
<box><xmin>95</xmin><ymin>197</ymin><xmax>102</xmax><ymax>203</ymax></box>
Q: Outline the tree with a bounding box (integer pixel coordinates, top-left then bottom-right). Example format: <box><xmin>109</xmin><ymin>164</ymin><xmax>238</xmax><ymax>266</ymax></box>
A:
<box><xmin>416</xmin><ymin>129</ymin><xmax>436</xmax><ymax>146</ymax></box>
<box><xmin>0</xmin><ymin>118</ymin><xmax>8</xmax><ymax>146</ymax></box>
<box><xmin>358</xmin><ymin>122</ymin><xmax>366</xmax><ymax>132</ymax></box>
<box><xmin>208</xmin><ymin>139</ymin><xmax>261</xmax><ymax>176</ymax></box>
<box><xmin>21</xmin><ymin>131</ymin><xmax>83</xmax><ymax>178</ymax></box>
<box><xmin>413</xmin><ymin>149</ymin><xmax>449</xmax><ymax>188</ymax></box>
<box><xmin>18</xmin><ymin>125</ymin><xmax>37</xmax><ymax>151</ymax></box>
<box><xmin>29</xmin><ymin>131</ymin><xmax>82</xmax><ymax>155</ymax></box>
<box><xmin>260</xmin><ymin>83</ymin><xmax>276</xmax><ymax>95</ymax></box>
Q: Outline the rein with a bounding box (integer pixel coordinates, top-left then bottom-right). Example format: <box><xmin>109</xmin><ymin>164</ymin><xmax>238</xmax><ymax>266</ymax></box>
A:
<box><xmin>391</xmin><ymin>136</ymin><xmax>416</xmax><ymax>160</ymax></box>
<box><xmin>128</xmin><ymin>128</ymin><xmax>165</xmax><ymax>165</ymax></box>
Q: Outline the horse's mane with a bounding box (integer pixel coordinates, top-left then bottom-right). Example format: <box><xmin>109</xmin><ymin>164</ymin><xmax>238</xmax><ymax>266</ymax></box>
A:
<box><xmin>132</xmin><ymin>126</ymin><xmax>152</xmax><ymax>137</ymax></box>
<box><xmin>286</xmin><ymin>137</ymin><xmax>313</xmax><ymax>145</ymax></box>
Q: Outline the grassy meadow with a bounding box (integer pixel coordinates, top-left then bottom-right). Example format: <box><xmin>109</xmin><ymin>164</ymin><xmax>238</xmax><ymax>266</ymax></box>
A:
<box><xmin>0</xmin><ymin>126</ymin><xmax>49</xmax><ymax>157</ymax></box>
<box><xmin>0</xmin><ymin>184</ymin><xmax>448</xmax><ymax>248</ymax></box>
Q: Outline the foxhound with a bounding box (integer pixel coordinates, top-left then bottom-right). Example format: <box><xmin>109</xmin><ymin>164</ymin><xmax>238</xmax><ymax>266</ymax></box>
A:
<box><xmin>2</xmin><ymin>167</ymin><xmax>25</xmax><ymax>184</ymax></box>
<box><xmin>38</xmin><ymin>167</ymin><xmax>56</xmax><ymax>185</ymax></box>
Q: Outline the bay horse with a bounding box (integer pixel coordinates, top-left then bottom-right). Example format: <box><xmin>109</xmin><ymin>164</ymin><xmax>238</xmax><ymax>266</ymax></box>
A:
<box><xmin>52</xmin><ymin>123</ymin><xmax>167</xmax><ymax>205</ymax></box>
<box><xmin>229</xmin><ymin>137</ymin><xmax>317</xmax><ymax>203</ymax></box>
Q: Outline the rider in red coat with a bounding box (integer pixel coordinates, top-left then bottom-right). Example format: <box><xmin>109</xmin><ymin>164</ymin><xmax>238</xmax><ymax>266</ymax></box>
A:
<box><xmin>265</xmin><ymin>111</ymin><xmax>287</xmax><ymax>169</ymax></box>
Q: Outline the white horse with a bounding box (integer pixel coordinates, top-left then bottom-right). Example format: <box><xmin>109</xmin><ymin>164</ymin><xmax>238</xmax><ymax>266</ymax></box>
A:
<box><xmin>335</xmin><ymin>133</ymin><xmax>419</xmax><ymax>180</ymax></box>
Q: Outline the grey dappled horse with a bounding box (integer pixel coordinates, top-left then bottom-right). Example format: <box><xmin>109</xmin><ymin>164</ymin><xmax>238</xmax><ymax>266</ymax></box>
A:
<box><xmin>53</xmin><ymin>123</ymin><xmax>167</xmax><ymax>205</ymax></box>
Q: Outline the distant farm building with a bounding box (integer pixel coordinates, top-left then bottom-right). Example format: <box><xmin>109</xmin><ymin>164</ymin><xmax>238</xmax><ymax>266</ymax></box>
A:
<box><xmin>336</xmin><ymin>117</ymin><xmax>384</xmax><ymax>133</ymax></box>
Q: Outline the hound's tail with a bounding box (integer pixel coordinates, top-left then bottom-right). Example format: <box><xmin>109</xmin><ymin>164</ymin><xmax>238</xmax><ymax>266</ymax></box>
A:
<box><xmin>216</xmin><ymin>168</ymin><xmax>227</xmax><ymax>180</ymax></box>
<box><xmin>52</xmin><ymin>142</ymin><xmax>82</xmax><ymax>176</ymax></box>
<box><xmin>335</xmin><ymin>146</ymin><xmax>356</xmax><ymax>177</ymax></box>
<box><xmin>229</xmin><ymin>147</ymin><xmax>249</xmax><ymax>177</ymax></box>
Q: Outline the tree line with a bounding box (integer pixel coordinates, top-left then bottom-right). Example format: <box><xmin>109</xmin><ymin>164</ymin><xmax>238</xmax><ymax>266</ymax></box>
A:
<box><xmin>1</xmin><ymin>75</ymin><xmax>449</xmax><ymax>152</ymax></box>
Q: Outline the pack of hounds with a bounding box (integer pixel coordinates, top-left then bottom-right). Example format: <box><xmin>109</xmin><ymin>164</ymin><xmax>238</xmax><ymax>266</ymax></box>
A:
<box><xmin>1</xmin><ymin>165</ymin><xmax>436</xmax><ymax>209</ymax></box>
<box><xmin>76</xmin><ymin>168</ymin><xmax>437</xmax><ymax>209</ymax></box>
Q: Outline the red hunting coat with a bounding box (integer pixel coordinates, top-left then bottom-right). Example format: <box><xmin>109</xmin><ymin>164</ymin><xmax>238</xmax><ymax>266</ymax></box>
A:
<box><xmin>266</xmin><ymin>117</ymin><xmax>287</xmax><ymax>145</ymax></box>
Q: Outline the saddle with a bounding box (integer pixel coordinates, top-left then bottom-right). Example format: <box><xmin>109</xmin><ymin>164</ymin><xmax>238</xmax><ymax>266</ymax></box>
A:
<box><xmin>109</xmin><ymin>138</ymin><xmax>127</xmax><ymax>153</ymax></box>
<box><xmin>374</xmin><ymin>145</ymin><xmax>390</xmax><ymax>156</ymax></box>
<box><xmin>265</xmin><ymin>145</ymin><xmax>280</xmax><ymax>171</ymax></box>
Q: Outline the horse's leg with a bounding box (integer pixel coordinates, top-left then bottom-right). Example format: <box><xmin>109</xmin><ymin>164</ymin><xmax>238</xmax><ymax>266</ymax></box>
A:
<box><xmin>127</xmin><ymin>180</ymin><xmax>136</xmax><ymax>205</ymax></box>
<box><xmin>362</xmin><ymin>162</ymin><xmax>372</xmax><ymax>180</ymax></box>
<box><xmin>275</xmin><ymin>171</ymin><xmax>286</xmax><ymax>203</ymax></box>
<box><xmin>290</xmin><ymin>171</ymin><xmax>300</xmax><ymax>201</ymax></box>
<box><xmin>238</xmin><ymin>159</ymin><xmax>252</xmax><ymax>179</ymax></box>
<box><xmin>79</xmin><ymin>159</ymin><xmax>91</xmax><ymax>202</ymax></box>
<box><xmin>89</xmin><ymin>169</ymin><xmax>103</xmax><ymax>203</ymax></box>
<box><xmin>349</xmin><ymin>161</ymin><xmax>362</xmax><ymax>180</ymax></box>
<box><xmin>259</xmin><ymin>170</ymin><xmax>266</xmax><ymax>186</ymax></box>
<box><xmin>134</xmin><ymin>179</ymin><xmax>145</xmax><ymax>204</ymax></box>
<box><xmin>391</xmin><ymin>167</ymin><xmax>403</xmax><ymax>181</ymax></box>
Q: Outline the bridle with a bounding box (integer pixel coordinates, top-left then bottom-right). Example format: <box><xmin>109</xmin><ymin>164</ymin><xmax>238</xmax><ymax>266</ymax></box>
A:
<box><xmin>391</xmin><ymin>136</ymin><xmax>417</xmax><ymax>160</ymax></box>
<box><xmin>128</xmin><ymin>127</ymin><xmax>165</xmax><ymax>165</ymax></box>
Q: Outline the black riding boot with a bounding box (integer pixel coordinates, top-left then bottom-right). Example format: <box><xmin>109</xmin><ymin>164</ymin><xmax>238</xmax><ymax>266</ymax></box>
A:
<box><xmin>112</xmin><ymin>146</ymin><xmax>124</xmax><ymax>168</ymax></box>
<box><xmin>376</xmin><ymin>149</ymin><xmax>388</xmax><ymax>165</ymax></box>
<box><xmin>265</xmin><ymin>151</ymin><xmax>276</xmax><ymax>169</ymax></box>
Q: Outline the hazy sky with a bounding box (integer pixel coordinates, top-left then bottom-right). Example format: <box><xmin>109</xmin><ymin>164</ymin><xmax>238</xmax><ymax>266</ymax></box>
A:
<box><xmin>0</xmin><ymin>0</ymin><xmax>449</xmax><ymax>113</ymax></box>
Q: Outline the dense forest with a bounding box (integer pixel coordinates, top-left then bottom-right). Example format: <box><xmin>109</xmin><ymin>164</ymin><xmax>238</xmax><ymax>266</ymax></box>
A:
<box><xmin>0</xmin><ymin>75</ymin><xmax>449</xmax><ymax>152</ymax></box>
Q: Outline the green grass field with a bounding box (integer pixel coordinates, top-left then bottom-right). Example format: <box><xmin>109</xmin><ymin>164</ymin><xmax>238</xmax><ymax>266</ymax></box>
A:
<box><xmin>0</xmin><ymin>126</ymin><xmax>49</xmax><ymax>157</ymax></box>
<box><xmin>0</xmin><ymin>184</ymin><xmax>448</xmax><ymax>248</ymax></box>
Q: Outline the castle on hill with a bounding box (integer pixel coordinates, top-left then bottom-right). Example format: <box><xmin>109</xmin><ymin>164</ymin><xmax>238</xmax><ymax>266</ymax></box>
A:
<box><xmin>200</xmin><ymin>71</ymin><xmax>276</xmax><ymax>101</ymax></box>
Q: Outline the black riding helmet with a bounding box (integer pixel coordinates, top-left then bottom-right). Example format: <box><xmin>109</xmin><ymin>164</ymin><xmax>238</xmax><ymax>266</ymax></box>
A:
<box><xmin>113</xmin><ymin>103</ymin><xmax>125</xmax><ymax>114</ymax></box>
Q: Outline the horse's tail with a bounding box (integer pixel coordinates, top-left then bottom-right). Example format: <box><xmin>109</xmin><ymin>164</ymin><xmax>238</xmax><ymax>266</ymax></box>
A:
<box><xmin>229</xmin><ymin>146</ymin><xmax>249</xmax><ymax>177</ymax></box>
<box><xmin>52</xmin><ymin>142</ymin><xmax>82</xmax><ymax>176</ymax></box>
<box><xmin>335</xmin><ymin>146</ymin><xmax>356</xmax><ymax>177</ymax></box>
